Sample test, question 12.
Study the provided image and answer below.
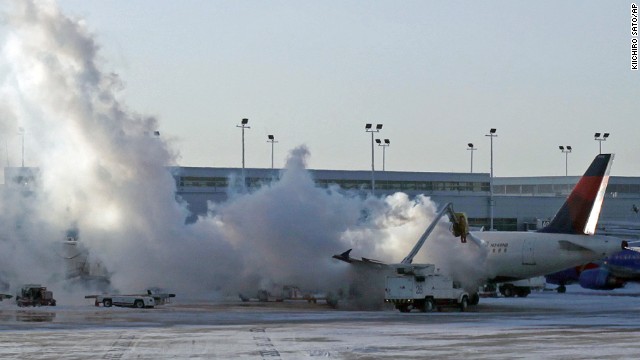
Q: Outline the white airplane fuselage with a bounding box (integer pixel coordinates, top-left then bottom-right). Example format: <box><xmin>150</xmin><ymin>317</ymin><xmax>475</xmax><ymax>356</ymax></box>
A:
<box><xmin>475</xmin><ymin>231</ymin><xmax>625</xmax><ymax>281</ymax></box>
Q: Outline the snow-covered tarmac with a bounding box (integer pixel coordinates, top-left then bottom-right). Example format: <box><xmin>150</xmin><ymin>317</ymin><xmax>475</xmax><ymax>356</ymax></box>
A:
<box><xmin>1</xmin><ymin>286</ymin><xmax>640</xmax><ymax>359</ymax></box>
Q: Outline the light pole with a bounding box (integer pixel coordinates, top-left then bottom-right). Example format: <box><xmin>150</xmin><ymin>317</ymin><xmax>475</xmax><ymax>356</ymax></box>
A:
<box><xmin>236</xmin><ymin>118</ymin><xmax>250</xmax><ymax>170</ymax></box>
<box><xmin>267</xmin><ymin>134</ymin><xmax>278</xmax><ymax>169</ymax></box>
<box><xmin>559</xmin><ymin>146</ymin><xmax>572</xmax><ymax>176</ymax></box>
<box><xmin>375</xmin><ymin>138</ymin><xmax>390</xmax><ymax>171</ymax></box>
<box><xmin>594</xmin><ymin>132</ymin><xmax>609</xmax><ymax>154</ymax></box>
<box><xmin>485</xmin><ymin>128</ymin><xmax>497</xmax><ymax>231</ymax></box>
<box><xmin>365</xmin><ymin>123</ymin><xmax>383</xmax><ymax>194</ymax></box>
<box><xmin>18</xmin><ymin>127</ymin><xmax>24</xmax><ymax>168</ymax></box>
<box><xmin>467</xmin><ymin>143</ymin><xmax>477</xmax><ymax>173</ymax></box>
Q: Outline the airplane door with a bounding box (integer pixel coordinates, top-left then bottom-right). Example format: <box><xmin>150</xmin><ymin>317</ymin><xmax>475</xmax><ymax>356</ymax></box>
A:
<box><xmin>522</xmin><ymin>239</ymin><xmax>536</xmax><ymax>265</ymax></box>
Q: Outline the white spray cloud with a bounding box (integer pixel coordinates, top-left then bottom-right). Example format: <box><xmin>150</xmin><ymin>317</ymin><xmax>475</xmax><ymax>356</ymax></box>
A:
<box><xmin>0</xmin><ymin>1</ymin><xmax>489</xmax><ymax>303</ymax></box>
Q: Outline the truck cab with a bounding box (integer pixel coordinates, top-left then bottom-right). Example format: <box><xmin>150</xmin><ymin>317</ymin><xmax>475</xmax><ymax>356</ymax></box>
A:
<box><xmin>16</xmin><ymin>284</ymin><xmax>56</xmax><ymax>307</ymax></box>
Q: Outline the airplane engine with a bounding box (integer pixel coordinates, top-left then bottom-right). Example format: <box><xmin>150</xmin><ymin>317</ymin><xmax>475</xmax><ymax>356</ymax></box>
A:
<box><xmin>545</xmin><ymin>267</ymin><xmax>580</xmax><ymax>286</ymax></box>
<box><xmin>578</xmin><ymin>268</ymin><xmax>625</xmax><ymax>290</ymax></box>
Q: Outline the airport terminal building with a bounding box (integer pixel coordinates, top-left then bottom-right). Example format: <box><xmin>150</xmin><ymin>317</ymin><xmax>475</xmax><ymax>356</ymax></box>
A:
<box><xmin>173</xmin><ymin>167</ymin><xmax>640</xmax><ymax>232</ymax></box>
<box><xmin>6</xmin><ymin>166</ymin><xmax>640</xmax><ymax>232</ymax></box>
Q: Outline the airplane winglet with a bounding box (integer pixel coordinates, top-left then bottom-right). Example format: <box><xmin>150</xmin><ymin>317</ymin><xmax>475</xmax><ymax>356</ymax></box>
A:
<box><xmin>333</xmin><ymin>249</ymin><xmax>353</xmax><ymax>263</ymax></box>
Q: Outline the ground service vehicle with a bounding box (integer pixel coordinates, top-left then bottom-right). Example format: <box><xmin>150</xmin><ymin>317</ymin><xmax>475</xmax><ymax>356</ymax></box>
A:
<box><xmin>498</xmin><ymin>276</ymin><xmax>546</xmax><ymax>297</ymax></box>
<box><xmin>16</xmin><ymin>284</ymin><xmax>56</xmax><ymax>307</ymax></box>
<box><xmin>93</xmin><ymin>294</ymin><xmax>155</xmax><ymax>308</ymax></box>
<box><xmin>385</xmin><ymin>264</ymin><xmax>469</xmax><ymax>312</ymax></box>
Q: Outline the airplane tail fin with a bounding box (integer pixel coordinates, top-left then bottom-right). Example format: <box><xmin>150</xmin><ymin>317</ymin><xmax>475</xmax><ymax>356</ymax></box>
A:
<box><xmin>538</xmin><ymin>154</ymin><xmax>614</xmax><ymax>235</ymax></box>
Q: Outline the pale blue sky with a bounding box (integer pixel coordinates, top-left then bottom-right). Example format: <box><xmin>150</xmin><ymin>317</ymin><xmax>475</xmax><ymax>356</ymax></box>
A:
<box><xmin>54</xmin><ymin>0</ymin><xmax>639</xmax><ymax>176</ymax></box>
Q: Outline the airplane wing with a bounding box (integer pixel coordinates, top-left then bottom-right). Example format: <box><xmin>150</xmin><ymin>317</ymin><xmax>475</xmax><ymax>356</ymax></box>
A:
<box><xmin>558</xmin><ymin>240</ymin><xmax>593</xmax><ymax>252</ymax></box>
<box><xmin>467</xmin><ymin>232</ymin><xmax>489</xmax><ymax>251</ymax></box>
<box><xmin>625</xmin><ymin>246</ymin><xmax>640</xmax><ymax>253</ymax></box>
<box><xmin>332</xmin><ymin>249</ymin><xmax>389</xmax><ymax>268</ymax></box>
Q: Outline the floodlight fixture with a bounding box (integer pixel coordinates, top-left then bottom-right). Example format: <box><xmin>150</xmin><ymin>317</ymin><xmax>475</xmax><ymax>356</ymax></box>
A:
<box><xmin>267</xmin><ymin>134</ymin><xmax>278</xmax><ymax>169</ymax></box>
<box><xmin>559</xmin><ymin>145</ymin><xmax>572</xmax><ymax>176</ymax></box>
<box><xmin>467</xmin><ymin>142</ymin><xmax>477</xmax><ymax>173</ymax></box>
<box><xmin>365</xmin><ymin>123</ymin><xmax>384</xmax><ymax>193</ymax></box>
<box><xmin>377</xmin><ymin>138</ymin><xmax>391</xmax><ymax>171</ymax></box>
<box><xmin>485</xmin><ymin>128</ymin><xmax>498</xmax><ymax>230</ymax></box>
<box><xmin>237</xmin><ymin>118</ymin><xmax>251</xmax><ymax>170</ymax></box>
<box><xmin>594</xmin><ymin>132</ymin><xmax>610</xmax><ymax>154</ymax></box>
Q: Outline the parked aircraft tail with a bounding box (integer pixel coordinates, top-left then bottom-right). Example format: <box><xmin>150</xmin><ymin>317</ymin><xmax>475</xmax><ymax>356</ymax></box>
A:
<box><xmin>539</xmin><ymin>154</ymin><xmax>614</xmax><ymax>235</ymax></box>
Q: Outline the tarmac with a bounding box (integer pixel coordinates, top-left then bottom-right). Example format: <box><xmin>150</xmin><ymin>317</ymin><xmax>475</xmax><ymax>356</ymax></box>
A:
<box><xmin>1</xmin><ymin>286</ymin><xmax>640</xmax><ymax>359</ymax></box>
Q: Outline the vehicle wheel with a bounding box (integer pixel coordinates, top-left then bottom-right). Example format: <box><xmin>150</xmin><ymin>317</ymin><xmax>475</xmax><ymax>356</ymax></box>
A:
<box><xmin>398</xmin><ymin>305</ymin><xmax>410</xmax><ymax>313</ymax></box>
<box><xmin>103</xmin><ymin>299</ymin><xmax>112</xmax><ymax>307</ymax></box>
<box><xmin>134</xmin><ymin>300</ymin><xmax>144</xmax><ymax>309</ymax></box>
<box><xmin>424</xmin><ymin>298</ymin><xmax>434</xmax><ymax>312</ymax></box>
<box><xmin>460</xmin><ymin>296</ymin><xmax>469</xmax><ymax>312</ymax></box>
<box><xmin>502</xmin><ymin>286</ymin><xmax>514</xmax><ymax>298</ymax></box>
<box><xmin>469</xmin><ymin>293</ymin><xmax>480</xmax><ymax>305</ymax></box>
<box><xmin>557</xmin><ymin>285</ymin><xmax>566</xmax><ymax>294</ymax></box>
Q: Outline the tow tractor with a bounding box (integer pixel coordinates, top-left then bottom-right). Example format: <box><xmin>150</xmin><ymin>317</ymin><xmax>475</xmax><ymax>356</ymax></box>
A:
<box><xmin>85</xmin><ymin>289</ymin><xmax>175</xmax><ymax>308</ymax></box>
<box><xmin>86</xmin><ymin>293</ymin><xmax>155</xmax><ymax>308</ymax></box>
<box><xmin>16</xmin><ymin>284</ymin><xmax>56</xmax><ymax>307</ymax></box>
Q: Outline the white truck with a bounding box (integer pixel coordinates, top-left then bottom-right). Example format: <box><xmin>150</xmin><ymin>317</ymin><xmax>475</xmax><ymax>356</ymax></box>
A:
<box><xmin>385</xmin><ymin>264</ymin><xmax>470</xmax><ymax>313</ymax></box>
<box><xmin>498</xmin><ymin>276</ymin><xmax>546</xmax><ymax>298</ymax></box>
<box><xmin>92</xmin><ymin>294</ymin><xmax>155</xmax><ymax>308</ymax></box>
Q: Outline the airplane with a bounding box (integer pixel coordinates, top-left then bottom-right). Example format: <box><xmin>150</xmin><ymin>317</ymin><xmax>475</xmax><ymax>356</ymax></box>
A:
<box><xmin>545</xmin><ymin>248</ymin><xmax>640</xmax><ymax>293</ymax></box>
<box><xmin>333</xmin><ymin>153</ymin><xmax>633</xmax><ymax>305</ymax></box>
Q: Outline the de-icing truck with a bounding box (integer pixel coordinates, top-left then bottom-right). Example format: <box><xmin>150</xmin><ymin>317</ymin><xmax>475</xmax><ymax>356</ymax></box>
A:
<box><xmin>384</xmin><ymin>264</ymin><xmax>469</xmax><ymax>313</ymax></box>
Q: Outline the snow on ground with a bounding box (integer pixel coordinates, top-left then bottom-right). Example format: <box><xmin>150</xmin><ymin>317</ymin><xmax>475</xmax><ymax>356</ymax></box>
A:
<box><xmin>1</xmin><ymin>285</ymin><xmax>640</xmax><ymax>359</ymax></box>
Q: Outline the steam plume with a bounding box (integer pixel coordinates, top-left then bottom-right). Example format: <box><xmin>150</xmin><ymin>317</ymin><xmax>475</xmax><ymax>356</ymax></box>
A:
<box><xmin>0</xmin><ymin>1</ymin><xmax>488</xmax><ymax>304</ymax></box>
